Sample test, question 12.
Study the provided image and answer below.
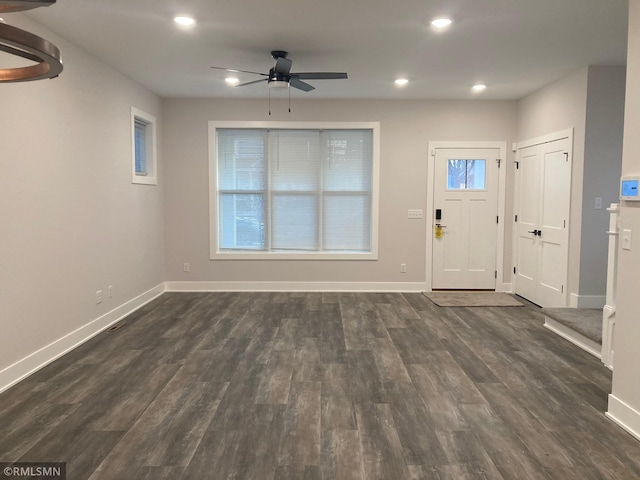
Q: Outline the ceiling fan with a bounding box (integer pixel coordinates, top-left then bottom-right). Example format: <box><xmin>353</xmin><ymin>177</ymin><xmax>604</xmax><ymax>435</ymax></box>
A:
<box><xmin>211</xmin><ymin>50</ymin><xmax>347</xmax><ymax>92</ymax></box>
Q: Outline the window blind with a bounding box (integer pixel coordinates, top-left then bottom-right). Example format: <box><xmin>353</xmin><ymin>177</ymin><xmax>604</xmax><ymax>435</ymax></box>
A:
<box><xmin>134</xmin><ymin>119</ymin><xmax>148</xmax><ymax>175</ymax></box>
<box><xmin>216</xmin><ymin>128</ymin><xmax>373</xmax><ymax>253</ymax></box>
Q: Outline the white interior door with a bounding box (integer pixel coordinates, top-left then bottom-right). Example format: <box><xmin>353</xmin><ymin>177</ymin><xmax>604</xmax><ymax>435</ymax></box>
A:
<box><xmin>514</xmin><ymin>148</ymin><xmax>541</xmax><ymax>301</ymax></box>
<box><xmin>514</xmin><ymin>137</ymin><xmax>571</xmax><ymax>307</ymax></box>
<box><xmin>432</xmin><ymin>148</ymin><xmax>500</xmax><ymax>289</ymax></box>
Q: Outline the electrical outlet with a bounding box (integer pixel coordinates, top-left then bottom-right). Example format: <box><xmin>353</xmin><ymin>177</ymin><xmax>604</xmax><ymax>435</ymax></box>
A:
<box><xmin>408</xmin><ymin>209</ymin><xmax>423</xmax><ymax>219</ymax></box>
<box><xmin>400</xmin><ymin>263</ymin><xmax>407</xmax><ymax>273</ymax></box>
<box><xmin>108</xmin><ymin>285</ymin><xmax>113</xmax><ymax>298</ymax></box>
<box><xmin>183</xmin><ymin>263</ymin><xmax>190</xmax><ymax>272</ymax></box>
<box><xmin>96</xmin><ymin>290</ymin><xmax>102</xmax><ymax>304</ymax></box>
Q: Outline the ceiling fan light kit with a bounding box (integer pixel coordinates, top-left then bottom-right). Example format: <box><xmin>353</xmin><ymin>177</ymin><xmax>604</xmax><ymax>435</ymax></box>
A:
<box><xmin>0</xmin><ymin>0</ymin><xmax>63</xmax><ymax>82</ymax></box>
<box><xmin>269</xmin><ymin>79</ymin><xmax>289</xmax><ymax>89</ymax></box>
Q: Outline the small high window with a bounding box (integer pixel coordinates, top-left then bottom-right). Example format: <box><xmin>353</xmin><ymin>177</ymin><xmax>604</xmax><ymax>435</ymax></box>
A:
<box><xmin>131</xmin><ymin>107</ymin><xmax>157</xmax><ymax>185</ymax></box>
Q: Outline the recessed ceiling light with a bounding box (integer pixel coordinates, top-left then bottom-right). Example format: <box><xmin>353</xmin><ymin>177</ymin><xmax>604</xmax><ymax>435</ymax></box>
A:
<box><xmin>395</xmin><ymin>78</ymin><xmax>409</xmax><ymax>86</ymax></box>
<box><xmin>431</xmin><ymin>18</ymin><xmax>453</xmax><ymax>29</ymax></box>
<box><xmin>225</xmin><ymin>77</ymin><xmax>239</xmax><ymax>85</ymax></box>
<box><xmin>174</xmin><ymin>16</ymin><xmax>195</xmax><ymax>26</ymax></box>
<box><xmin>472</xmin><ymin>84</ymin><xmax>487</xmax><ymax>92</ymax></box>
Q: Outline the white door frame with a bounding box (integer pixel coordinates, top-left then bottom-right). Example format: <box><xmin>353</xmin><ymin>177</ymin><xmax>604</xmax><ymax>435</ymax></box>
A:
<box><xmin>511</xmin><ymin>128</ymin><xmax>573</xmax><ymax>306</ymax></box>
<box><xmin>426</xmin><ymin>141</ymin><xmax>508</xmax><ymax>292</ymax></box>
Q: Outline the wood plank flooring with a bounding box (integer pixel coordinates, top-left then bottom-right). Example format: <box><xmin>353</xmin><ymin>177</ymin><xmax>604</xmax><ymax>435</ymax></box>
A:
<box><xmin>1</xmin><ymin>292</ymin><xmax>639</xmax><ymax>479</ymax></box>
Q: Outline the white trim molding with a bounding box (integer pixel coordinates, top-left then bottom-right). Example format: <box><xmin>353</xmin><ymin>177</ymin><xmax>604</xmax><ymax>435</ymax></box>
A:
<box><xmin>0</xmin><ymin>283</ymin><xmax>165</xmax><ymax>394</ymax></box>
<box><xmin>165</xmin><ymin>281</ymin><xmax>426</xmax><ymax>293</ymax></box>
<box><xmin>515</xmin><ymin>128</ymin><xmax>574</xmax><ymax>150</ymax></box>
<box><xmin>607</xmin><ymin>395</ymin><xmax>640</xmax><ymax>442</ymax></box>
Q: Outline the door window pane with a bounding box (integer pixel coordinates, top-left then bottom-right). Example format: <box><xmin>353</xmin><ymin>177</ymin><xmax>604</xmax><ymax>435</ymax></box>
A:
<box><xmin>447</xmin><ymin>159</ymin><xmax>486</xmax><ymax>190</ymax></box>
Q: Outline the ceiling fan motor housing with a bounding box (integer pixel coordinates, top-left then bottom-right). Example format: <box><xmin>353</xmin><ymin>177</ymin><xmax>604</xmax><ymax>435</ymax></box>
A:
<box><xmin>270</xmin><ymin>50</ymin><xmax>288</xmax><ymax>60</ymax></box>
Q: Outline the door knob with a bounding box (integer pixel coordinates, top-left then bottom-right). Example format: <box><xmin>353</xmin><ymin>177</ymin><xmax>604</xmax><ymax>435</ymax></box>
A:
<box><xmin>528</xmin><ymin>229</ymin><xmax>539</xmax><ymax>235</ymax></box>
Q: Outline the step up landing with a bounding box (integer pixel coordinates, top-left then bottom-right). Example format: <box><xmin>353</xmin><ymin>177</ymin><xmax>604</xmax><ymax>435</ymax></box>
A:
<box><xmin>542</xmin><ymin>308</ymin><xmax>602</xmax><ymax>359</ymax></box>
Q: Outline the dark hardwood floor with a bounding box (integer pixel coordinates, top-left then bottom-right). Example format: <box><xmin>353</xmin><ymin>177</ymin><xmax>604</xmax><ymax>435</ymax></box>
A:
<box><xmin>1</xmin><ymin>292</ymin><xmax>639</xmax><ymax>479</ymax></box>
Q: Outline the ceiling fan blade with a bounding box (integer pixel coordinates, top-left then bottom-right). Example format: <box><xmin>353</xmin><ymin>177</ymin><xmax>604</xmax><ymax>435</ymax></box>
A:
<box><xmin>290</xmin><ymin>77</ymin><xmax>315</xmax><ymax>92</ymax></box>
<box><xmin>290</xmin><ymin>72</ymin><xmax>348</xmax><ymax>80</ymax></box>
<box><xmin>274</xmin><ymin>57</ymin><xmax>292</xmax><ymax>75</ymax></box>
<box><xmin>236</xmin><ymin>78</ymin><xmax>268</xmax><ymax>87</ymax></box>
<box><xmin>210</xmin><ymin>66</ymin><xmax>267</xmax><ymax>76</ymax></box>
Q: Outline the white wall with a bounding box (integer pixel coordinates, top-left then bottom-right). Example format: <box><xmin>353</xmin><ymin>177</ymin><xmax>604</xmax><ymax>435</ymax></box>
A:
<box><xmin>608</xmin><ymin>0</ymin><xmax>640</xmax><ymax>440</ymax></box>
<box><xmin>0</xmin><ymin>15</ymin><xmax>165</xmax><ymax>390</ymax></box>
<box><xmin>580</xmin><ymin>66</ymin><xmax>626</xmax><ymax>297</ymax></box>
<box><xmin>162</xmin><ymin>98</ymin><xmax>518</xmax><ymax>288</ymax></box>
<box><xmin>517</xmin><ymin>68</ymin><xmax>589</xmax><ymax>302</ymax></box>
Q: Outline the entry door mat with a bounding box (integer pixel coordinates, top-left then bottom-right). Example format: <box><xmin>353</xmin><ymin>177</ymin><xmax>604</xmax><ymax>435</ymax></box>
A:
<box><xmin>424</xmin><ymin>291</ymin><xmax>524</xmax><ymax>307</ymax></box>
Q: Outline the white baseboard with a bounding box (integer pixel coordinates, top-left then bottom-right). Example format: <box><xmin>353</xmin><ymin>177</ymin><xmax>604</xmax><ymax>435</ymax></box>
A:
<box><xmin>543</xmin><ymin>317</ymin><xmax>602</xmax><ymax>359</ymax></box>
<box><xmin>499</xmin><ymin>283</ymin><xmax>513</xmax><ymax>293</ymax></box>
<box><xmin>0</xmin><ymin>283</ymin><xmax>166</xmax><ymax>394</ymax></box>
<box><xmin>165</xmin><ymin>281</ymin><xmax>427</xmax><ymax>293</ymax></box>
<box><xmin>606</xmin><ymin>394</ymin><xmax>640</xmax><ymax>442</ymax></box>
<box><xmin>601</xmin><ymin>305</ymin><xmax>615</xmax><ymax>370</ymax></box>
<box><xmin>569</xmin><ymin>293</ymin><xmax>606</xmax><ymax>309</ymax></box>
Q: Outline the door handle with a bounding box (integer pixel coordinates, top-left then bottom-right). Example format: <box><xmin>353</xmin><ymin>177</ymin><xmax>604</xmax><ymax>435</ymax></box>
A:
<box><xmin>528</xmin><ymin>229</ymin><xmax>539</xmax><ymax>236</ymax></box>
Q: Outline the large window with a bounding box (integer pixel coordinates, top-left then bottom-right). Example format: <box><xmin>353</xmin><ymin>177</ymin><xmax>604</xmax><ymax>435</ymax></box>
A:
<box><xmin>209</xmin><ymin>122</ymin><xmax>379</xmax><ymax>259</ymax></box>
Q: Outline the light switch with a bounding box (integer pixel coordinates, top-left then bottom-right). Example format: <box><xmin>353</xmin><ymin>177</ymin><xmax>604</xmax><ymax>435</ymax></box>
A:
<box><xmin>408</xmin><ymin>209</ymin><xmax>423</xmax><ymax>219</ymax></box>
<box><xmin>595</xmin><ymin>197</ymin><xmax>603</xmax><ymax>210</ymax></box>
<box><xmin>623</xmin><ymin>229</ymin><xmax>632</xmax><ymax>251</ymax></box>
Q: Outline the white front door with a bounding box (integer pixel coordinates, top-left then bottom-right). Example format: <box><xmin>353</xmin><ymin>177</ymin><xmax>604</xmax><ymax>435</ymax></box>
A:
<box><xmin>514</xmin><ymin>136</ymin><xmax>571</xmax><ymax>307</ymax></box>
<box><xmin>432</xmin><ymin>148</ymin><xmax>500</xmax><ymax>289</ymax></box>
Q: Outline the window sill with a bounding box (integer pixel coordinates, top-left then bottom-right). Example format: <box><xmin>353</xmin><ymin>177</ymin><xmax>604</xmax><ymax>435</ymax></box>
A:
<box><xmin>132</xmin><ymin>174</ymin><xmax>158</xmax><ymax>185</ymax></box>
<box><xmin>211</xmin><ymin>250</ymin><xmax>378</xmax><ymax>261</ymax></box>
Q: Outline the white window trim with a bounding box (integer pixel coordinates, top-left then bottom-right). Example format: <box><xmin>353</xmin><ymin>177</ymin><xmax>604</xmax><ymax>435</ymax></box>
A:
<box><xmin>131</xmin><ymin>106</ymin><xmax>158</xmax><ymax>185</ymax></box>
<box><xmin>208</xmin><ymin>121</ymin><xmax>380</xmax><ymax>260</ymax></box>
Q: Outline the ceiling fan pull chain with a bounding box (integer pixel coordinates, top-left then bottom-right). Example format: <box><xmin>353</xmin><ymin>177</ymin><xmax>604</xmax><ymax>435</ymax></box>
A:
<box><xmin>268</xmin><ymin>87</ymin><xmax>271</xmax><ymax>116</ymax></box>
<box><xmin>288</xmin><ymin>87</ymin><xmax>291</xmax><ymax>113</ymax></box>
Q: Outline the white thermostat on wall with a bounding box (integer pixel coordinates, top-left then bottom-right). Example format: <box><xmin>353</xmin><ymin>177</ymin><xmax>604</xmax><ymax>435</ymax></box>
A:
<box><xmin>621</xmin><ymin>176</ymin><xmax>640</xmax><ymax>200</ymax></box>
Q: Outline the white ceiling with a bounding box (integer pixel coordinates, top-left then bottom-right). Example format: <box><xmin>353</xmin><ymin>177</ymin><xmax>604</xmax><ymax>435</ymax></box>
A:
<box><xmin>18</xmin><ymin>0</ymin><xmax>629</xmax><ymax>100</ymax></box>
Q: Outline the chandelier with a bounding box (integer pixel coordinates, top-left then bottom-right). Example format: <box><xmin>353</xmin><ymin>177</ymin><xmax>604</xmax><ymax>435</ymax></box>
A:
<box><xmin>0</xmin><ymin>0</ymin><xmax>63</xmax><ymax>82</ymax></box>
